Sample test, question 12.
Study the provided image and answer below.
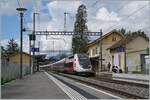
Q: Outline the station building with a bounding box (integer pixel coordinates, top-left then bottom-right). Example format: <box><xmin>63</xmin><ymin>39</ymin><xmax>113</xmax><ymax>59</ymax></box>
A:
<box><xmin>107</xmin><ymin>35</ymin><xmax>149</xmax><ymax>74</ymax></box>
<box><xmin>87</xmin><ymin>30</ymin><xmax>124</xmax><ymax>73</ymax></box>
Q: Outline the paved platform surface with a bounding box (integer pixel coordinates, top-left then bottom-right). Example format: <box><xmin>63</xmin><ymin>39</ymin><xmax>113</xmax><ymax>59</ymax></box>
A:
<box><xmin>112</xmin><ymin>73</ymin><xmax>149</xmax><ymax>85</ymax></box>
<box><xmin>1</xmin><ymin>71</ymin><xmax>122</xmax><ymax>99</ymax></box>
<box><xmin>1</xmin><ymin>71</ymin><xmax>69</xmax><ymax>99</ymax></box>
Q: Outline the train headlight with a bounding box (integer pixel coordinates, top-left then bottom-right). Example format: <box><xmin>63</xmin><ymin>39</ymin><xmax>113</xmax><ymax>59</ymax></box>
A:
<box><xmin>88</xmin><ymin>65</ymin><xmax>92</xmax><ymax>68</ymax></box>
<box><xmin>80</xmin><ymin>65</ymin><xmax>83</xmax><ymax>68</ymax></box>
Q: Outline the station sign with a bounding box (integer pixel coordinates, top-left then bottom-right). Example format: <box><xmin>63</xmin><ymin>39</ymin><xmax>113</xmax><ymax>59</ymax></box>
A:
<box><xmin>116</xmin><ymin>47</ymin><xmax>125</xmax><ymax>52</ymax></box>
<box><xmin>31</xmin><ymin>48</ymin><xmax>39</xmax><ymax>52</ymax></box>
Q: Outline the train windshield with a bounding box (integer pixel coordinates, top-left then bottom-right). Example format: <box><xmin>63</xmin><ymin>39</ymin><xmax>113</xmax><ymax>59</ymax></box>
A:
<box><xmin>78</xmin><ymin>54</ymin><xmax>91</xmax><ymax>66</ymax></box>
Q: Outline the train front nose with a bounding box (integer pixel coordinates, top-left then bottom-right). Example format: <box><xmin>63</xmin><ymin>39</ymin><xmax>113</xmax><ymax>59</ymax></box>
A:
<box><xmin>81</xmin><ymin>65</ymin><xmax>92</xmax><ymax>69</ymax></box>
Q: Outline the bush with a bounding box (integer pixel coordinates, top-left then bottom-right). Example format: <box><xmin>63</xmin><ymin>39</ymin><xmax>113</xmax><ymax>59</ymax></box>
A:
<box><xmin>132</xmin><ymin>71</ymin><xmax>142</xmax><ymax>74</ymax></box>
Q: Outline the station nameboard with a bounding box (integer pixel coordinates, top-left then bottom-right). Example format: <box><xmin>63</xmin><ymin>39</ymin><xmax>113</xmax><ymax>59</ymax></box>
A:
<box><xmin>31</xmin><ymin>48</ymin><xmax>39</xmax><ymax>52</ymax></box>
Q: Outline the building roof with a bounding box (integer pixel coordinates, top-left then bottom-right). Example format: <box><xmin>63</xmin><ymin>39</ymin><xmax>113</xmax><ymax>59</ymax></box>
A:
<box><xmin>87</xmin><ymin>30</ymin><xmax>124</xmax><ymax>47</ymax></box>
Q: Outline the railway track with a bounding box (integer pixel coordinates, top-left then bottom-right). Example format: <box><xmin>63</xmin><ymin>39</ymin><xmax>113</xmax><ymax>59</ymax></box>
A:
<box><xmin>90</xmin><ymin>76</ymin><xmax>149</xmax><ymax>88</ymax></box>
<box><xmin>49</xmin><ymin>71</ymin><xmax>149</xmax><ymax>99</ymax></box>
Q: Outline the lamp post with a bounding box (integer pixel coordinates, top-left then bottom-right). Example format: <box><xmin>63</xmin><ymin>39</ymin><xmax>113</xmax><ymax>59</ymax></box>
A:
<box><xmin>32</xmin><ymin>12</ymin><xmax>39</xmax><ymax>73</ymax></box>
<box><xmin>16</xmin><ymin>8</ymin><xmax>27</xmax><ymax>79</ymax></box>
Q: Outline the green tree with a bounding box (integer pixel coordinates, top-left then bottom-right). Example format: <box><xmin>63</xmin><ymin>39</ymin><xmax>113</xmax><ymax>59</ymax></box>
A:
<box><xmin>6</xmin><ymin>38</ymin><xmax>19</xmax><ymax>54</ymax></box>
<box><xmin>116</xmin><ymin>28</ymin><xmax>149</xmax><ymax>41</ymax></box>
<box><xmin>72</xmin><ymin>4</ymin><xmax>89</xmax><ymax>54</ymax></box>
<box><xmin>118</xmin><ymin>28</ymin><xmax>126</xmax><ymax>35</ymax></box>
<box><xmin>1</xmin><ymin>46</ymin><xmax>7</xmax><ymax>58</ymax></box>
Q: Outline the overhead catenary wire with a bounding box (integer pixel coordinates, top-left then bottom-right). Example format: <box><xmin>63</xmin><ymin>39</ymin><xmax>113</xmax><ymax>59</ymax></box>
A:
<box><xmin>89</xmin><ymin>0</ymin><xmax>99</xmax><ymax>8</ymax></box>
<box><xmin>104</xmin><ymin>1</ymin><xmax>130</xmax><ymax>26</ymax></box>
<box><xmin>17</xmin><ymin>0</ymin><xmax>21</xmax><ymax>8</ymax></box>
<box><xmin>90</xmin><ymin>0</ymin><xmax>148</xmax><ymax>33</ymax></box>
<box><xmin>88</xmin><ymin>0</ymin><xmax>131</xmax><ymax>31</ymax></box>
<box><xmin>104</xmin><ymin>4</ymin><xmax>148</xmax><ymax>33</ymax></box>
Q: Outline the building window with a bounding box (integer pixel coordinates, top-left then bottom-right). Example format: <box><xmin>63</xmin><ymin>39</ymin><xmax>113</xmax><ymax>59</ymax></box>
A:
<box><xmin>112</xmin><ymin>37</ymin><xmax>116</xmax><ymax>41</ymax></box>
<box><xmin>92</xmin><ymin>49</ymin><xmax>95</xmax><ymax>56</ymax></box>
<box><xmin>95</xmin><ymin>47</ymin><xmax>98</xmax><ymax>54</ymax></box>
<box><xmin>112</xmin><ymin>55</ymin><xmax>114</xmax><ymax>65</ymax></box>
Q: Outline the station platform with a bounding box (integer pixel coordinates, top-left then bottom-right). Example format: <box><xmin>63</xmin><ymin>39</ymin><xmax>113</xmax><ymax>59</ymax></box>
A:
<box><xmin>112</xmin><ymin>73</ymin><xmax>149</xmax><ymax>85</ymax></box>
<box><xmin>1</xmin><ymin>71</ymin><xmax>69</xmax><ymax>99</ymax></box>
<box><xmin>96</xmin><ymin>72</ymin><xmax>149</xmax><ymax>85</ymax></box>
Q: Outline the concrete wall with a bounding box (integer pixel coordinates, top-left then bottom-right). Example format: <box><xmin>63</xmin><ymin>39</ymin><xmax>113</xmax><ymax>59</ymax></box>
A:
<box><xmin>1</xmin><ymin>60</ymin><xmax>30</xmax><ymax>84</ymax></box>
<box><xmin>126</xmin><ymin>37</ymin><xmax>149</xmax><ymax>53</ymax></box>
<box><xmin>9</xmin><ymin>54</ymin><xmax>30</xmax><ymax>66</ymax></box>
<box><xmin>126</xmin><ymin>36</ymin><xmax>149</xmax><ymax>72</ymax></box>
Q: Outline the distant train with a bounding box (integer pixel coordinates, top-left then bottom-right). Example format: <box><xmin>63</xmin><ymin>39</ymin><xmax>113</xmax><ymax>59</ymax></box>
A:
<box><xmin>40</xmin><ymin>53</ymin><xmax>94</xmax><ymax>75</ymax></box>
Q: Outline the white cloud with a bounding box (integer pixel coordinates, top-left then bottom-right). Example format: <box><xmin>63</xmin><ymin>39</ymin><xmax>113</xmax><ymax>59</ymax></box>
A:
<box><xmin>46</xmin><ymin>0</ymin><xmax>82</xmax><ymax>30</ymax></box>
<box><xmin>112</xmin><ymin>1</ymin><xmax>150</xmax><ymax>33</ymax></box>
<box><xmin>96</xmin><ymin>7</ymin><xmax>121</xmax><ymax>22</ymax></box>
<box><xmin>87</xmin><ymin>7</ymin><xmax>122</xmax><ymax>33</ymax></box>
<box><xmin>87</xmin><ymin>1</ymin><xmax>149</xmax><ymax>34</ymax></box>
<box><xmin>0</xmin><ymin>0</ymin><xmax>34</xmax><ymax>16</ymax></box>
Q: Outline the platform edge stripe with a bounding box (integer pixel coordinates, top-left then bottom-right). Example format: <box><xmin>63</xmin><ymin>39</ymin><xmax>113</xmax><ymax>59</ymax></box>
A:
<box><xmin>44</xmin><ymin>72</ymin><xmax>87</xmax><ymax>100</ymax></box>
<box><xmin>51</xmin><ymin>73</ymin><xmax>87</xmax><ymax>100</ymax></box>
<box><xmin>46</xmin><ymin>72</ymin><xmax>86</xmax><ymax>100</ymax></box>
<box><xmin>49</xmin><ymin>72</ymin><xmax>87</xmax><ymax>100</ymax></box>
<box><xmin>52</xmin><ymin>73</ymin><xmax>87</xmax><ymax>100</ymax></box>
<box><xmin>76</xmin><ymin>82</ymin><xmax>122</xmax><ymax>99</ymax></box>
<box><xmin>44</xmin><ymin>72</ymin><xmax>76</xmax><ymax>100</ymax></box>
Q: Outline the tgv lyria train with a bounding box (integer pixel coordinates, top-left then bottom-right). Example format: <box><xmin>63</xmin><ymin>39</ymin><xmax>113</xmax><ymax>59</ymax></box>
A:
<box><xmin>41</xmin><ymin>53</ymin><xmax>93</xmax><ymax>75</ymax></box>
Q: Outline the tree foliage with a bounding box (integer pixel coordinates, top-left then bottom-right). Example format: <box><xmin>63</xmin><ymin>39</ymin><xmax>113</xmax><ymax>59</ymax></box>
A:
<box><xmin>117</xmin><ymin>28</ymin><xmax>126</xmax><ymax>35</ymax></box>
<box><xmin>117</xmin><ymin>28</ymin><xmax>149</xmax><ymax>41</ymax></box>
<box><xmin>6</xmin><ymin>38</ymin><xmax>19</xmax><ymax>54</ymax></box>
<box><xmin>1</xmin><ymin>38</ymin><xmax>19</xmax><ymax>58</ymax></box>
<box><xmin>72</xmin><ymin>4</ymin><xmax>89</xmax><ymax>54</ymax></box>
<box><xmin>1</xmin><ymin>46</ymin><xmax>7</xmax><ymax>57</ymax></box>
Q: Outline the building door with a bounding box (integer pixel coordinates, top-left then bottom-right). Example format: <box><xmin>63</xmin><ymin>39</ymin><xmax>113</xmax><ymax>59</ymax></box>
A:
<box><xmin>141</xmin><ymin>54</ymin><xmax>149</xmax><ymax>74</ymax></box>
<box><xmin>145</xmin><ymin>55</ymin><xmax>149</xmax><ymax>74</ymax></box>
<box><xmin>114</xmin><ymin>54</ymin><xmax>119</xmax><ymax>67</ymax></box>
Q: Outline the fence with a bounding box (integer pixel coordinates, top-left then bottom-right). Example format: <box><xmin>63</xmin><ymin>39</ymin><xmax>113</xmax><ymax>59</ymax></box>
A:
<box><xmin>1</xmin><ymin>60</ymin><xmax>30</xmax><ymax>84</ymax></box>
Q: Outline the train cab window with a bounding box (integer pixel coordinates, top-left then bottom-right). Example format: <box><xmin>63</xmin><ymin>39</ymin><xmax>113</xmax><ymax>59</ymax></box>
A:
<box><xmin>69</xmin><ymin>56</ymin><xmax>74</xmax><ymax>59</ymax></box>
<box><xmin>78</xmin><ymin>54</ymin><xmax>91</xmax><ymax>65</ymax></box>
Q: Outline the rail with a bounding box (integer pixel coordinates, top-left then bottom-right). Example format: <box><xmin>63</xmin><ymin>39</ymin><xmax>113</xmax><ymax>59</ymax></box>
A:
<box><xmin>49</xmin><ymin>71</ymin><xmax>149</xmax><ymax>99</ymax></box>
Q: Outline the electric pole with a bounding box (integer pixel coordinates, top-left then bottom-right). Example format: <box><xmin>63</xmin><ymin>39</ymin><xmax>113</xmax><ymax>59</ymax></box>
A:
<box><xmin>99</xmin><ymin>29</ymin><xmax>103</xmax><ymax>73</ymax></box>
<box><xmin>64</xmin><ymin>12</ymin><xmax>69</xmax><ymax>31</ymax></box>
<box><xmin>33</xmin><ymin>12</ymin><xmax>39</xmax><ymax>73</ymax></box>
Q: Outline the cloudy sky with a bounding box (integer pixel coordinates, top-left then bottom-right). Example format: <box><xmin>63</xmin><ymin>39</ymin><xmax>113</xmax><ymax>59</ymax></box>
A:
<box><xmin>1</xmin><ymin>0</ymin><xmax>150</xmax><ymax>56</ymax></box>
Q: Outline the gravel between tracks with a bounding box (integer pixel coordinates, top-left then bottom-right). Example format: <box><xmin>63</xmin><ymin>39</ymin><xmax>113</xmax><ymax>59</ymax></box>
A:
<box><xmin>55</xmin><ymin>72</ymin><xmax>149</xmax><ymax>99</ymax></box>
